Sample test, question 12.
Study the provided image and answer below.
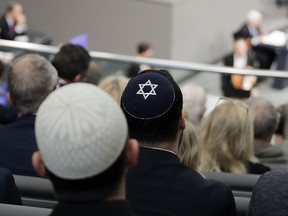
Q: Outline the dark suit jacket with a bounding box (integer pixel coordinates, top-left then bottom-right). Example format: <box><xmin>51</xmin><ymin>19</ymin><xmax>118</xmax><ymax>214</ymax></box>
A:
<box><xmin>0</xmin><ymin>16</ymin><xmax>25</xmax><ymax>40</ymax></box>
<box><xmin>233</xmin><ymin>23</ymin><xmax>261</xmax><ymax>40</ymax></box>
<box><xmin>0</xmin><ymin>168</ymin><xmax>22</xmax><ymax>205</ymax></box>
<box><xmin>127</xmin><ymin>147</ymin><xmax>236</xmax><ymax>216</ymax></box>
<box><xmin>51</xmin><ymin>201</ymin><xmax>136</xmax><ymax>216</ymax></box>
<box><xmin>221</xmin><ymin>52</ymin><xmax>257</xmax><ymax>98</ymax></box>
<box><xmin>0</xmin><ymin>114</ymin><xmax>38</xmax><ymax>176</ymax></box>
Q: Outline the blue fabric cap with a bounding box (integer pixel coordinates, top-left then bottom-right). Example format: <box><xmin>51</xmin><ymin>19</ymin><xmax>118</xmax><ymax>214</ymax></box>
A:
<box><xmin>121</xmin><ymin>72</ymin><xmax>175</xmax><ymax>119</ymax></box>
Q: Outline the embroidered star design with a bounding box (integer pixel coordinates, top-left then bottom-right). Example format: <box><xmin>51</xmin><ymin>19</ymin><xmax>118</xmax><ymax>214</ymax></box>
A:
<box><xmin>136</xmin><ymin>79</ymin><xmax>158</xmax><ymax>100</ymax></box>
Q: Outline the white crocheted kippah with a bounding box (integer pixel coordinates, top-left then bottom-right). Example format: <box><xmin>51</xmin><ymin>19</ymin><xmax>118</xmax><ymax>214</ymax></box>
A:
<box><xmin>35</xmin><ymin>83</ymin><xmax>127</xmax><ymax>180</ymax></box>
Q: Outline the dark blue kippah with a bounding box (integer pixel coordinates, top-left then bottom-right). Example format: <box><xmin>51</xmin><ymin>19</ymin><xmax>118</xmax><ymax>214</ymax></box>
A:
<box><xmin>121</xmin><ymin>72</ymin><xmax>175</xmax><ymax>119</ymax></box>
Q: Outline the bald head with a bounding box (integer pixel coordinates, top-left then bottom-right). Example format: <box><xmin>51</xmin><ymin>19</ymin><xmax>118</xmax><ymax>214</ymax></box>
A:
<box><xmin>181</xmin><ymin>84</ymin><xmax>206</xmax><ymax>126</ymax></box>
<box><xmin>8</xmin><ymin>54</ymin><xmax>58</xmax><ymax>115</ymax></box>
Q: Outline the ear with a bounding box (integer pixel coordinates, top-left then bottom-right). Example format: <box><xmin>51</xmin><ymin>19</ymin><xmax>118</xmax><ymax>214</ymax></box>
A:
<box><xmin>125</xmin><ymin>139</ymin><xmax>139</xmax><ymax>169</ymax></box>
<box><xmin>73</xmin><ymin>73</ymin><xmax>82</xmax><ymax>82</ymax></box>
<box><xmin>32</xmin><ymin>151</ymin><xmax>48</xmax><ymax>178</ymax></box>
<box><xmin>7</xmin><ymin>93</ymin><xmax>15</xmax><ymax>107</ymax></box>
<box><xmin>179</xmin><ymin>110</ymin><xmax>185</xmax><ymax>130</ymax></box>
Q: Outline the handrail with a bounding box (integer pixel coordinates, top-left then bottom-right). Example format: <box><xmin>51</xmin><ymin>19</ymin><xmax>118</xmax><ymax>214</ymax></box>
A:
<box><xmin>1</xmin><ymin>39</ymin><xmax>288</xmax><ymax>78</ymax></box>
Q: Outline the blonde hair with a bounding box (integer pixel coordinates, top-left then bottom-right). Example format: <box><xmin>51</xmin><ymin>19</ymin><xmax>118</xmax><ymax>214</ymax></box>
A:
<box><xmin>199</xmin><ymin>99</ymin><xmax>257</xmax><ymax>174</ymax></box>
<box><xmin>179</xmin><ymin>119</ymin><xmax>201</xmax><ymax>170</ymax></box>
<box><xmin>99</xmin><ymin>76</ymin><xmax>129</xmax><ymax>104</ymax></box>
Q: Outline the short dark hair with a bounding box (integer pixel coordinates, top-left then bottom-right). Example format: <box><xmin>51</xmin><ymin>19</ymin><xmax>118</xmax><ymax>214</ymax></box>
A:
<box><xmin>121</xmin><ymin>70</ymin><xmax>183</xmax><ymax>145</ymax></box>
<box><xmin>5</xmin><ymin>2</ymin><xmax>19</xmax><ymax>14</ymax></box>
<box><xmin>137</xmin><ymin>42</ymin><xmax>151</xmax><ymax>54</ymax></box>
<box><xmin>51</xmin><ymin>44</ymin><xmax>91</xmax><ymax>81</ymax></box>
<box><xmin>47</xmin><ymin>145</ymin><xmax>127</xmax><ymax>201</ymax></box>
<box><xmin>247</xmin><ymin>97</ymin><xmax>278</xmax><ymax>141</ymax></box>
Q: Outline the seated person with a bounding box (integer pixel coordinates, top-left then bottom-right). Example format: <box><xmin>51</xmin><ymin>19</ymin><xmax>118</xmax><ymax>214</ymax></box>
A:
<box><xmin>126</xmin><ymin>42</ymin><xmax>153</xmax><ymax>78</ymax></box>
<box><xmin>0</xmin><ymin>54</ymin><xmax>57</xmax><ymax>176</ymax></box>
<box><xmin>222</xmin><ymin>39</ymin><xmax>258</xmax><ymax>99</ymax></box>
<box><xmin>0</xmin><ymin>2</ymin><xmax>28</xmax><ymax>41</ymax></box>
<box><xmin>199</xmin><ymin>98</ymin><xmax>270</xmax><ymax>174</ymax></box>
<box><xmin>233</xmin><ymin>10</ymin><xmax>275</xmax><ymax>69</ymax></box>
<box><xmin>247</xmin><ymin>97</ymin><xmax>288</xmax><ymax>163</ymax></box>
<box><xmin>121</xmin><ymin>70</ymin><xmax>236</xmax><ymax>216</ymax></box>
<box><xmin>247</xmin><ymin>170</ymin><xmax>288</xmax><ymax>216</ymax></box>
<box><xmin>0</xmin><ymin>167</ymin><xmax>22</xmax><ymax>205</ymax></box>
<box><xmin>51</xmin><ymin>44</ymin><xmax>91</xmax><ymax>86</ymax></box>
<box><xmin>32</xmin><ymin>83</ymin><xmax>138</xmax><ymax>216</ymax></box>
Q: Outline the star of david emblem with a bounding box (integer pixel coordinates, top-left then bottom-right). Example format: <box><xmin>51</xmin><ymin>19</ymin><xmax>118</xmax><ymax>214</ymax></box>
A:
<box><xmin>136</xmin><ymin>79</ymin><xmax>158</xmax><ymax>100</ymax></box>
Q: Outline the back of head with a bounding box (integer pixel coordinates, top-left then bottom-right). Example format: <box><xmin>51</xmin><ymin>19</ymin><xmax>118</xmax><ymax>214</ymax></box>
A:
<box><xmin>121</xmin><ymin>69</ymin><xmax>183</xmax><ymax>146</ymax></box>
<box><xmin>99</xmin><ymin>76</ymin><xmax>129</xmax><ymax>104</ymax></box>
<box><xmin>200</xmin><ymin>99</ymin><xmax>255</xmax><ymax>173</ymax></box>
<box><xmin>80</xmin><ymin>61</ymin><xmax>101</xmax><ymax>86</ymax></box>
<box><xmin>181</xmin><ymin>84</ymin><xmax>206</xmax><ymax>127</ymax></box>
<box><xmin>246</xmin><ymin>97</ymin><xmax>278</xmax><ymax>143</ymax></box>
<box><xmin>8</xmin><ymin>54</ymin><xmax>57</xmax><ymax>116</ymax></box>
<box><xmin>35</xmin><ymin>83</ymin><xmax>128</xmax><ymax>201</ymax></box>
<box><xmin>51</xmin><ymin>44</ymin><xmax>91</xmax><ymax>82</ymax></box>
<box><xmin>137</xmin><ymin>42</ymin><xmax>152</xmax><ymax>57</ymax></box>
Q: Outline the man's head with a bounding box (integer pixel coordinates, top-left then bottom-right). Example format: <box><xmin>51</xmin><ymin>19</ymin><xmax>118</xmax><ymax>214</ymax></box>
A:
<box><xmin>234</xmin><ymin>39</ymin><xmax>248</xmax><ymax>57</ymax></box>
<box><xmin>247</xmin><ymin>10</ymin><xmax>263</xmax><ymax>29</ymax></box>
<box><xmin>246</xmin><ymin>97</ymin><xmax>278</xmax><ymax>144</ymax></box>
<box><xmin>5</xmin><ymin>2</ymin><xmax>23</xmax><ymax>21</ymax></box>
<box><xmin>8</xmin><ymin>54</ymin><xmax>57</xmax><ymax>116</ymax></box>
<box><xmin>121</xmin><ymin>70</ymin><xmax>184</xmax><ymax>148</ymax></box>
<box><xmin>181</xmin><ymin>84</ymin><xmax>206</xmax><ymax>127</ymax></box>
<box><xmin>33</xmin><ymin>83</ymin><xmax>138</xmax><ymax>201</ymax></box>
<box><xmin>137</xmin><ymin>42</ymin><xmax>153</xmax><ymax>58</ymax></box>
<box><xmin>51</xmin><ymin>44</ymin><xmax>91</xmax><ymax>83</ymax></box>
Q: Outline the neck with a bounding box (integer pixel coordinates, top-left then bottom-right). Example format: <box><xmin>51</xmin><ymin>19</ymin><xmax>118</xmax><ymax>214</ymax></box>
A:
<box><xmin>254</xmin><ymin>138</ymin><xmax>271</xmax><ymax>146</ymax></box>
<box><xmin>104</xmin><ymin>177</ymin><xmax>125</xmax><ymax>201</ymax></box>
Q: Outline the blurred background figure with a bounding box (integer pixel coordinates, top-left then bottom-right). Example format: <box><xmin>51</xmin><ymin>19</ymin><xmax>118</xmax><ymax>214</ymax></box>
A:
<box><xmin>99</xmin><ymin>76</ymin><xmax>129</xmax><ymax>104</ymax></box>
<box><xmin>247</xmin><ymin>97</ymin><xmax>288</xmax><ymax>164</ymax></box>
<box><xmin>276</xmin><ymin>103</ymin><xmax>288</xmax><ymax>141</ymax></box>
<box><xmin>178</xmin><ymin>118</ymin><xmax>201</xmax><ymax>170</ymax></box>
<box><xmin>126</xmin><ymin>42</ymin><xmax>153</xmax><ymax>78</ymax></box>
<box><xmin>80</xmin><ymin>60</ymin><xmax>101</xmax><ymax>86</ymax></box>
<box><xmin>181</xmin><ymin>84</ymin><xmax>206</xmax><ymax>130</ymax></box>
<box><xmin>199</xmin><ymin>98</ymin><xmax>270</xmax><ymax>174</ymax></box>
<box><xmin>234</xmin><ymin>10</ymin><xmax>276</xmax><ymax>70</ymax></box>
<box><xmin>0</xmin><ymin>2</ymin><xmax>28</xmax><ymax>41</ymax></box>
<box><xmin>222</xmin><ymin>39</ymin><xmax>258</xmax><ymax>99</ymax></box>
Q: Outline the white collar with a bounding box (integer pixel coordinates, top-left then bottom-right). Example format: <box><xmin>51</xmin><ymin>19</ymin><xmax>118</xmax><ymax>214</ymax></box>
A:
<box><xmin>141</xmin><ymin>146</ymin><xmax>178</xmax><ymax>157</ymax></box>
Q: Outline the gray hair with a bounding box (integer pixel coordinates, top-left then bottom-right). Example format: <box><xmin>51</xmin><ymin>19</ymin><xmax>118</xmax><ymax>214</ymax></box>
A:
<box><xmin>181</xmin><ymin>84</ymin><xmax>206</xmax><ymax>127</ymax></box>
<box><xmin>247</xmin><ymin>10</ymin><xmax>263</xmax><ymax>23</ymax></box>
<box><xmin>8</xmin><ymin>54</ymin><xmax>58</xmax><ymax>115</ymax></box>
<box><xmin>246</xmin><ymin>97</ymin><xmax>278</xmax><ymax>142</ymax></box>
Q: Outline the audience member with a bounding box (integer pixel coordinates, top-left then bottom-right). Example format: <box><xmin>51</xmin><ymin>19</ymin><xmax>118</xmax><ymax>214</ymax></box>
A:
<box><xmin>247</xmin><ymin>170</ymin><xmax>288</xmax><ymax>216</ymax></box>
<box><xmin>32</xmin><ymin>83</ymin><xmax>139</xmax><ymax>215</ymax></box>
<box><xmin>0</xmin><ymin>2</ymin><xmax>28</xmax><ymax>41</ymax></box>
<box><xmin>181</xmin><ymin>84</ymin><xmax>206</xmax><ymax>129</ymax></box>
<box><xmin>222</xmin><ymin>39</ymin><xmax>257</xmax><ymax>99</ymax></box>
<box><xmin>121</xmin><ymin>70</ymin><xmax>236</xmax><ymax>216</ymax></box>
<box><xmin>99</xmin><ymin>76</ymin><xmax>129</xmax><ymax>104</ymax></box>
<box><xmin>126</xmin><ymin>42</ymin><xmax>153</xmax><ymax>78</ymax></box>
<box><xmin>200</xmin><ymin>98</ymin><xmax>270</xmax><ymax>174</ymax></box>
<box><xmin>0</xmin><ymin>54</ymin><xmax>57</xmax><ymax>176</ymax></box>
<box><xmin>80</xmin><ymin>60</ymin><xmax>101</xmax><ymax>86</ymax></box>
<box><xmin>233</xmin><ymin>10</ymin><xmax>275</xmax><ymax>69</ymax></box>
<box><xmin>275</xmin><ymin>103</ymin><xmax>288</xmax><ymax>141</ymax></box>
<box><xmin>178</xmin><ymin>118</ymin><xmax>201</xmax><ymax>170</ymax></box>
<box><xmin>0</xmin><ymin>167</ymin><xmax>22</xmax><ymax>205</ymax></box>
<box><xmin>247</xmin><ymin>97</ymin><xmax>288</xmax><ymax>163</ymax></box>
<box><xmin>51</xmin><ymin>43</ymin><xmax>91</xmax><ymax>86</ymax></box>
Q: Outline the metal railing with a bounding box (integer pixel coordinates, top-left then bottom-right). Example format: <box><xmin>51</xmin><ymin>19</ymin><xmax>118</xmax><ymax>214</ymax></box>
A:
<box><xmin>0</xmin><ymin>39</ymin><xmax>288</xmax><ymax>78</ymax></box>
